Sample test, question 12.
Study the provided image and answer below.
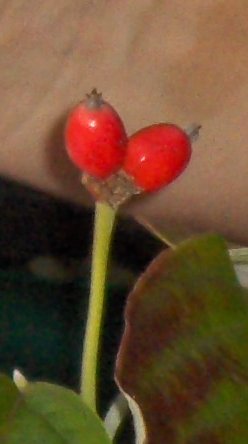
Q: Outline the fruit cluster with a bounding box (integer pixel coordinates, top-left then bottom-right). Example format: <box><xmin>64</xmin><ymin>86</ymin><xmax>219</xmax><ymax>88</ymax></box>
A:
<box><xmin>65</xmin><ymin>89</ymin><xmax>199</xmax><ymax>207</ymax></box>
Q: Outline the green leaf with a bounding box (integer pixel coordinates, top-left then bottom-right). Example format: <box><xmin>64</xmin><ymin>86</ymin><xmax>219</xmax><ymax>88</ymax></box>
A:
<box><xmin>0</xmin><ymin>374</ymin><xmax>20</xmax><ymax>426</ymax></box>
<box><xmin>0</xmin><ymin>376</ymin><xmax>112</xmax><ymax>444</ymax></box>
<box><xmin>115</xmin><ymin>234</ymin><xmax>248</xmax><ymax>444</ymax></box>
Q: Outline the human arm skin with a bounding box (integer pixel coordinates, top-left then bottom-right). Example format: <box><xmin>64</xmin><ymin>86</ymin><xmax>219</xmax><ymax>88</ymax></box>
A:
<box><xmin>0</xmin><ymin>0</ymin><xmax>247</xmax><ymax>245</ymax></box>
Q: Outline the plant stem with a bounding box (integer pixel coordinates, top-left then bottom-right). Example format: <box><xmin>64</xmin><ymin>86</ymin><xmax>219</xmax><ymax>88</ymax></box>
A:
<box><xmin>80</xmin><ymin>201</ymin><xmax>117</xmax><ymax>413</ymax></box>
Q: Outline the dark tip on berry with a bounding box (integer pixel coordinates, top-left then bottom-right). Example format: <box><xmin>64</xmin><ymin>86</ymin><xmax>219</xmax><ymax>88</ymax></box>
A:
<box><xmin>185</xmin><ymin>123</ymin><xmax>202</xmax><ymax>142</ymax></box>
<box><xmin>85</xmin><ymin>88</ymin><xmax>104</xmax><ymax>109</ymax></box>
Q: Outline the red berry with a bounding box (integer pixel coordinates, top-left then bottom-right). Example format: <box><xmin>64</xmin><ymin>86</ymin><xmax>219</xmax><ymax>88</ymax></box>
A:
<box><xmin>65</xmin><ymin>89</ymin><xmax>128</xmax><ymax>179</ymax></box>
<box><xmin>123</xmin><ymin>123</ymin><xmax>192</xmax><ymax>191</ymax></box>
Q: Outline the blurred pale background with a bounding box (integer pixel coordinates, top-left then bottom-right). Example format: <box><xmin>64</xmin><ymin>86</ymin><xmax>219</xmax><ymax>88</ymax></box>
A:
<box><xmin>0</xmin><ymin>0</ymin><xmax>247</xmax><ymax>244</ymax></box>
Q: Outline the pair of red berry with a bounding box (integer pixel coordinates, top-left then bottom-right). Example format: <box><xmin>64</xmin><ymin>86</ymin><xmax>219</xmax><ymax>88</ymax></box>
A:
<box><xmin>65</xmin><ymin>89</ymin><xmax>194</xmax><ymax>196</ymax></box>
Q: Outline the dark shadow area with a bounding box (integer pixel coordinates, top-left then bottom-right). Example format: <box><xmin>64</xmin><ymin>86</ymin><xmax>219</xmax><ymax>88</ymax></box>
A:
<box><xmin>0</xmin><ymin>176</ymin><xmax>163</xmax><ymax>441</ymax></box>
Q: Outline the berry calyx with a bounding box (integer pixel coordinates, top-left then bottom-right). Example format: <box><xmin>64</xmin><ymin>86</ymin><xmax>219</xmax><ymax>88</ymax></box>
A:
<box><xmin>65</xmin><ymin>89</ymin><xmax>128</xmax><ymax>179</ymax></box>
<box><xmin>123</xmin><ymin>123</ymin><xmax>192</xmax><ymax>192</ymax></box>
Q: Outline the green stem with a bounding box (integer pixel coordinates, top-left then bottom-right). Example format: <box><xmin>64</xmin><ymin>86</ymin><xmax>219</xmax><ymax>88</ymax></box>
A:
<box><xmin>80</xmin><ymin>201</ymin><xmax>117</xmax><ymax>413</ymax></box>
